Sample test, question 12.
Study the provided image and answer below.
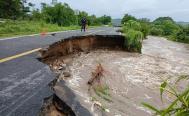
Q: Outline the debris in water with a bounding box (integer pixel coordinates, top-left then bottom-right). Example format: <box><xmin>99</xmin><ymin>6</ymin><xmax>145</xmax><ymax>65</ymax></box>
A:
<box><xmin>88</xmin><ymin>63</ymin><xmax>104</xmax><ymax>85</ymax></box>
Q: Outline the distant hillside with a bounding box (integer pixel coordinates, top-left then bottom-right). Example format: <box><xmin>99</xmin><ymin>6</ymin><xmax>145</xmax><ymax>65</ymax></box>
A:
<box><xmin>112</xmin><ymin>19</ymin><xmax>122</xmax><ymax>27</ymax></box>
<box><xmin>177</xmin><ymin>21</ymin><xmax>189</xmax><ymax>26</ymax></box>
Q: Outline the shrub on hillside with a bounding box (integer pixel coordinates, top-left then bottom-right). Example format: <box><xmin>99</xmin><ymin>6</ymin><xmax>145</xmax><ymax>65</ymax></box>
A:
<box><xmin>150</xmin><ymin>26</ymin><xmax>164</xmax><ymax>36</ymax></box>
<box><xmin>123</xmin><ymin>20</ymin><xmax>141</xmax><ymax>31</ymax></box>
<box><xmin>121</xmin><ymin>14</ymin><xmax>137</xmax><ymax>24</ymax></box>
<box><xmin>161</xmin><ymin>20</ymin><xmax>181</xmax><ymax>36</ymax></box>
<box><xmin>140</xmin><ymin>22</ymin><xmax>150</xmax><ymax>38</ymax></box>
<box><xmin>124</xmin><ymin>29</ymin><xmax>143</xmax><ymax>53</ymax></box>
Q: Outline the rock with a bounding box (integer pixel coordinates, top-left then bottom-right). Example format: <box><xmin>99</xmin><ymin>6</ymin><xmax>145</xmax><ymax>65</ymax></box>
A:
<box><xmin>58</xmin><ymin>66</ymin><xmax>65</xmax><ymax>70</ymax></box>
<box><xmin>63</xmin><ymin>71</ymin><xmax>71</xmax><ymax>77</ymax></box>
<box><xmin>60</xmin><ymin>63</ymin><xmax>67</xmax><ymax>67</ymax></box>
<box><xmin>58</xmin><ymin>71</ymin><xmax>71</xmax><ymax>80</ymax></box>
<box><xmin>84</xmin><ymin>50</ymin><xmax>90</xmax><ymax>54</ymax></box>
<box><xmin>58</xmin><ymin>73</ymin><xmax>65</xmax><ymax>80</ymax></box>
<box><xmin>53</xmin><ymin>66</ymin><xmax>58</xmax><ymax>70</ymax></box>
<box><xmin>64</xmin><ymin>58</ymin><xmax>72</xmax><ymax>64</ymax></box>
<box><xmin>93</xmin><ymin>101</ymin><xmax>102</xmax><ymax>107</ymax></box>
<box><xmin>105</xmin><ymin>109</ymin><xmax>110</xmax><ymax>113</ymax></box>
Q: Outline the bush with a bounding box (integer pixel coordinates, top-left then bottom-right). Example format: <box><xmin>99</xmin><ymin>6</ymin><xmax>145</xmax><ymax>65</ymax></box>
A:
<box><xmin>161</xmin><ymin>20</ymin><xmax>181</xmax><ymax>36</ymax></box>
<box><xmin>143</xmin><ymin>75</ymin><xmax>189</xmax><ymax>115</ymax></box>
<box><xmin>42</xmin><ymin>3</ymin><xmax>77</xmax><ymax>26</ymax></box>
<box><xmin>124</xmin><ymin>29</ymin><xmax>143</xmax><ymax>53</ymax></box>
<box><xmin>123</xmin><ymin>20</ymin><xmax>141</xmax><ymax>31</ymax></box>
<box><xmin>0</xmin><ymin>20</ymin><xmax>80</xmax><ymax>37</ymax></box>
<box><xmin>121</xmin><ymin>14</ymin><xmax>137</xmax><ymax>24</ymax></box>
<box><xmin>174</xmin><ymin>30</ymin><xmax>189</xmax><ymax>43</ymax></box>
<box><xmin>122</xmin><ymin>20</ymin><xmax>144</xmax><ymax>53</ymax></box>
<box><xmin>140</xmin><ymin>22</ymin><xmax>150</xmax><ymax>38</ymax></box>
<box><xmin>150</xmin><ymin>26</ymin><xmax>164</xmax><ymax>36</ymax></box>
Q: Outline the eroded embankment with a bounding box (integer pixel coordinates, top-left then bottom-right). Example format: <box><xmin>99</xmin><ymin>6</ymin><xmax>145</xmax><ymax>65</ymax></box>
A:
<box><xmin>38</xmin><ymin>35</ymin><xmax>127</xmax><ymax>116</ymax></box>
<box><xmin>38</xmin><ymin>35</ymin><xmax>189</xmax><ymax>116</ymax></box>
<box><xmin>39</xmin><ymin>35</ymin><xmax>125</xmax><ymax>63</ymax></box>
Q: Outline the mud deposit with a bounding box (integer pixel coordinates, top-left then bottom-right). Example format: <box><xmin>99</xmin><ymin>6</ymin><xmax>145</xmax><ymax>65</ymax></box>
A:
<box><xmin>39</xmin><ymin>35</ymin><xmax>189</xmax><ymax>116</ymax></box>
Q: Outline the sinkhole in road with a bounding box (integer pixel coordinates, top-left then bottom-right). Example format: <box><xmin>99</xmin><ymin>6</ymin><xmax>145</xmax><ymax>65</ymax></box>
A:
<box><xmin>38</xmin><ymin>35</ymin><xmax>189</xmax><ymax>116</ymax></box>
<box><xmin>38</xmin><ymin>35</ymin><xmax>128</xmax><ymax>116</ymax></box>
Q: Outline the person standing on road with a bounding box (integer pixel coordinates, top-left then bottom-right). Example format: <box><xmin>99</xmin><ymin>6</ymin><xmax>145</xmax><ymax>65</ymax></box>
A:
<box><xmin>81</xmin><ymin>17</ymin><xmax>87</xmax><ymax>32</ymax></box>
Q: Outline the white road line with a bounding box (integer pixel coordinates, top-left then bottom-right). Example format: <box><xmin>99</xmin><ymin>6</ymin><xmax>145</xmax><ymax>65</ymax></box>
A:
<box><xmin>0</xmin><ymin>27</ymin><xmax>102</xmax><ymax>41</ymax></box>
<box><xmin>0</xmin><ymin>29</ymin><xmax>77</xmax><ymax>41</ymax></box>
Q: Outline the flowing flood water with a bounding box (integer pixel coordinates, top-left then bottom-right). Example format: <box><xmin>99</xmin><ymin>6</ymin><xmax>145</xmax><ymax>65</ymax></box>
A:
<box><xmin>40</xmin><ymin>36</ymin><xmax>189</xmax><ymax>116</ymax></box>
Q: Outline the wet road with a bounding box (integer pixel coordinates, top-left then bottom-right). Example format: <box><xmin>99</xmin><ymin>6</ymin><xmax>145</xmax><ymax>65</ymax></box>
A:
<box><xmin>0</xmin><ymin>27</ymin><xmax>119</xmax><ymax>116</ymax></box>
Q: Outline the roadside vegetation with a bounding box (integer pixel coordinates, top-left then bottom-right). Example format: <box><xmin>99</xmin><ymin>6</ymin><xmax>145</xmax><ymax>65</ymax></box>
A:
<box><xmin>121</xmin><ymin>14</ymin><xmax>189</xmax><ymax>46</ymax></box>
<box><xmin>0</xmin><ymin>0</ymin><xmax>111</xmax><ymax>38</ymax></box>
<box><xmin>142</xmin><ymin>75</ymin><xmax>189</xmax><ymax>115</ymax></box>
<box><xmin>121</xmin><ymin>14</ymin><xmax>189</xmax><ymax>115</ymax></box>
<box><xmin>94</xmin><ymin>84</ymin><xmax>112</xmax><ymax>102</ymax></box>
<box><xmin>0</xmin><ymin>20</ymin><xmax>80</xmax><ymax>37</ymax></box>
<box><xmin>122</xmin><ymin>20</ymin><xmax>144</xmax><ymax>53</ymax></box>
<box><xmin>121</xmin><ymin>14</ymin><xmax>189</xmax><ymax>53</ymax></box>
<box><xmin>122</xmin><ymin>17</ymin><xmax>149</xmax><ymax>53</ymax></box>
<box><xmin>150</xmin><ymin>17</ymin><xmax>189</xmax><ymax>43</ymax></box>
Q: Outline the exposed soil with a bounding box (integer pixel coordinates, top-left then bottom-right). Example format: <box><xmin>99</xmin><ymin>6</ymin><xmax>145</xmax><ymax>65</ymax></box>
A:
<box><xmin>39</xmin><ymin>35</ymin><xmax>189</xmax><ymax>116</ymax></box>
<box><xmin>39</xmin><ymin>95</ymin><xmax>75</xmax><ymax>116</ymax></box>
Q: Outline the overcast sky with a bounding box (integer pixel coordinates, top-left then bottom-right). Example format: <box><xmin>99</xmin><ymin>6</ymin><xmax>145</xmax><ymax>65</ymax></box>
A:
<box><xmin>30</xmin><ymin>0</ymin><xmax>189</xmax><ymax>22</ymax></box>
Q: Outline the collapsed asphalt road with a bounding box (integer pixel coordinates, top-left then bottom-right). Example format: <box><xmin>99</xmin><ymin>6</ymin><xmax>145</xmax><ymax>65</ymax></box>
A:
<box><xmin>0</xmin><ymin>27</ymin><xmax>120</xmax><ymax>116</ymax></box>
<box><xmin>38</xmin><ymin>35</ymin><xmax>189</xmax><ymax>116</ymax></box>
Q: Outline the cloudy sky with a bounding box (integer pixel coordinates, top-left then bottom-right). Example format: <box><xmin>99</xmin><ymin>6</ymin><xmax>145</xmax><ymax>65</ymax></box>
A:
<box><xmin>30</xmin><ymin>0</ymin><xmax>189</xmax><ymax>21</ymax></box>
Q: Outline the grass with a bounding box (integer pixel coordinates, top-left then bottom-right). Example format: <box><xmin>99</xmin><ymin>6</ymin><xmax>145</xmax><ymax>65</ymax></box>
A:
<box><xmin>94</xmin><ymin>84</ymin><xmax>112</xmax><ymax>102</ymax></box>
<box><xmin>123</xmin><ymin>29</ymin><xmax>143</xmax><ymax>53</ymax></box>
<box><xmin>142</xmin><ymin>75</ymin><xmax>189</xmax><ymax>116</ymax></box>
<box><xmin>0</xmin><ymin>20</ymin><xmax>99</xmax><ymax>38</ymax></box>
<box><xmin>122</xmin><ymin>20</ymin><xmax>144</xmax><ymax>53</ymax></box>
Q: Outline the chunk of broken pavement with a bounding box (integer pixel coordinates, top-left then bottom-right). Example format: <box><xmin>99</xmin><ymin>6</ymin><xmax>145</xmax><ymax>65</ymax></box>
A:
<box><xmin>63</xmin><ymin>71</ymin><xmax>71</xmax><ymax>77</ymax></box>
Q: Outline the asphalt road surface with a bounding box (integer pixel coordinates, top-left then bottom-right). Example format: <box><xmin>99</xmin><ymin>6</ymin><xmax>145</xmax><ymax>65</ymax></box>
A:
<box><xmin>0</xmin><ymin>27</ymin><xmax>120</xmax><ymax>116</ymax></box>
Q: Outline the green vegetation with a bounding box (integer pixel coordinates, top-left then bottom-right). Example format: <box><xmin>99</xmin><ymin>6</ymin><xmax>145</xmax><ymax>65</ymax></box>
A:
<box><xmin>122</xmin><ymin>20</ymin><xmax>143</xmax><ymax>53</ymax></box>
<box><xmin>0</xmin><ymin>20</ymin><xmax>81</xmax><ymax>38</ymax></box>
<box><xmin>142</xmin><ymin>75</ymin><xmax>189</xmax><ymax>115</ymax></box>
<box><xmin>121</xmin><ymin>15</ymin><xmax>189</xmax><ymax>54</ymax></box>
<box><xmin>150</xmin><ymin>17</ymin><xmax>189</xmax><ymax>43</ymax></box>
<box><xmin>0</xmin><ymin>0</ymin><xmax>112</xmax><ymax>38</ymax></box>
<box><xmin>124</xmin><ymin>29</ymin><xmax>143</xmax><ymax>53</ymax></box>
<box><xmin>121</xmin><ymin>14</ymin><xmax>189</xmax><ymax>115</ymax></box>
<box><xmin>94</xmin><ymin>85</ymin><xmax>112</xmax><ymax>102</ymax></box>
<box><xmin>122</xmin><ymin>19</ymin><xmax>146</xmax><ymax>53</ymax></box>
<box><xmin>121</xmin><ymin>14</ymin><xmax>137</xmax><ymax>24</ymax></box>
<box><xmin>149</xmin><ymin>26</ymin><xmax>164</xmax><ymax>36</ymax></box>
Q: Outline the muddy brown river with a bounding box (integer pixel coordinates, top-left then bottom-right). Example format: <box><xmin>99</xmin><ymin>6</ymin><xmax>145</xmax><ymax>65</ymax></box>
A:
<box><xmin>40</xmin><ymin>36</ymin><xmax>189</xmax><ymax>116</ymax></box>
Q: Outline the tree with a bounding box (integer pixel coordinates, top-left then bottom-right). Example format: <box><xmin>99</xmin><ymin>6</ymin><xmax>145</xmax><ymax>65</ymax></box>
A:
<box><xmin>121</xmin><ymin>14</ymin><xmax>137</xmax><ymax>24</ymax></box>
<box><xmin>31</xmin><ymin>9</ymin><xmax>42</xmax><ymax>20</ymax></box>
<box><xmin>162</xmin><ymin>20</ymin><xmax>181</xmax><ymax>36</ymax></box>
<box><xmin>42</xmin><ymin>3</ymin><xmax>77</xmax><ymax>26</ymax></box>
<box><xmin>0</xmin><ymin>0</ymin><xmax>23</xmax><ymax>19</ymax></box>
<box><xmin>88</xmin><ymin>15</ymin><xmax>98</xmax><ymax>25</ymax></box>
<box><xmin>138</xmin><ymin>18</ymin><xmax>150</xmax><ymax>23</ymax></box>
<box><xmin>150</xmin><ymin>26</ymin><xmax>164</xmax><ymax>36</ymax></box>
<box><xmin>138</xmin><ymin>18</ymin><xmax>151</xmax><ymax>38</ymax></box>
<box><xmin>123</xmin><ymin>20</ymin><xmax>141</xmax><ymax>31</ymax></box>
<box><xmin>28</xmin><ymin>2</ymin><xmax>35</xmax><ymax>10</ymax></box>
<box><xmin>153</xmin><ymin>17</ymin><xmax>174</xmax><ymax>25</ymax></box>
<box><xmin>99</xmin><ymin>15</ymin><xmax>111</xmax><ymax>25</ymax></box>
<box><xmin>41</xmin><ymin>2</ymin><xmax>47</xmax><ymax>9</ymax></box>
<box><xmin>77</xmin><ymin>11</ymin><xmax>88</xmax><ymax>25</ymax></box>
